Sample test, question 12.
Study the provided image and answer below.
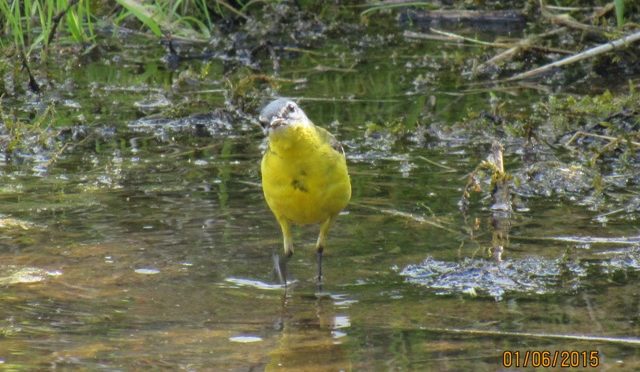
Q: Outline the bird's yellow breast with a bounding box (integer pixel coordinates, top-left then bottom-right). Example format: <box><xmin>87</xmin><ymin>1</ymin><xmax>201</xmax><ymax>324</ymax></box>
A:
<box><xmin>261</xmin><ymin>124</ymin><xmax>351</xmax><ymax>225</ymax></box>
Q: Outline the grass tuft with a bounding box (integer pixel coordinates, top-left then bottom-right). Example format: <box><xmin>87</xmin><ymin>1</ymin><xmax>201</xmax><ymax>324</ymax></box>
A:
<box><xmin>0</xmin><ymin>0</ymin><xmax>95</xmax><ymax>54</ymax></box>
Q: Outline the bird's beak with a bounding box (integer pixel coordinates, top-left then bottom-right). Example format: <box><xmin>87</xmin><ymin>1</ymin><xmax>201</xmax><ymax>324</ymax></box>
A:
<box><xmin>258</xmin><ymin>115</ymin><xmax>269</xmax><ymax>129</ymax></box>
<box><xmin>269</xmin><ymin>117</ymin><xmax>286</xmax><ymax>129</ymax></box>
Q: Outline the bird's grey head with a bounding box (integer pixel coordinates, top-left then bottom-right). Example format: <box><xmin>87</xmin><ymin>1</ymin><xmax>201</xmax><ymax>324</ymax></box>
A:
<box><xmin>258</xmin><ymin>98</ymin><xmax>311</xmax><ymax>134</ymax></box>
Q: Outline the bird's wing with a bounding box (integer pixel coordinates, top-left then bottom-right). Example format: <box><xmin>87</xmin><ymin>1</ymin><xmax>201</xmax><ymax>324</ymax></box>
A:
<box><xmin>315</xmin><ymin>126</ymin><xmax>345</xmax><ymax>156</ymax></box>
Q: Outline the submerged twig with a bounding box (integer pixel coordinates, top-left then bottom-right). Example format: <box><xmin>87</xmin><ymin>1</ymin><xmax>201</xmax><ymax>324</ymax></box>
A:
<box><xmin>235</xmin><ymin>180</ymin><xmax>262</xmax><ymax>188</ymax></box>
<box><xmin>539</xmin><ymin>0</ymin><xmax>607</xmax><ymax>34</ymax></box>
<box><xmin>512</xmin><ymin>235</ymin><xmax>640</xmax><ymax>244</ymax></box>
<box><xmin>565</xmin><ymin>131</ymin><xmax>640</xmax><ymax>148</ymax></box>
<box><xmin>416</xmin><ymin>155</ymin><xmax>456</xmax><ymax>171</ymax></box>
<box><xmin>478</xmin><ymin>28</ymin><xmax>569</xmax><ymax>72</ymax></box>
<box><xmin>281</xmin><ymin>46</ymin><xmax>328</xmax><ymax>57</ymax></box>
<box><xmin>461</xmin><ymin>82</ymin><xmax>552</xmax><ymax>94</ymax></box>
<box><xmin>43</xmin><ymin>142</ymin><xmax>70</xmax><ymax>169</ymax></box>
<box><xmin>425</xmin><ymin>327</ymin><xmax>640</xmax><ymax>346</ymax></box>
<box><xmin>312</xmin><ymin>65</ymin><xmax>356</xmax><ymax>73</ymax></box>
<box><xmin>543</xmin><ymin>13</ymin><xmax>605</xmax><ymax>34</ymax></box>
<box><xmin>507</xmin><ymin>31</ymin><xmax>640</xmax><ymax>81</ymax></box>
<box><xmin>460</xmin><ymin>141</ymin><xmax>512</xmax><ymax>212</ymax></box>
<box><xmin>591</xmin><ymin>3</ymin><xmax>616</xmax><ymax>20</ymax></box>
<box><xmin>410</xmin><ymin>26</ymin><xmax>573</xmax><ymax>75</ymax></box>
<box><xmin>429</xmin><ymin>28</ymin><xmax>511</xmax><ymax>48</ymax></box>
<box><xmin>291</xmin><ymin>97</ymin><xmax>402</xmax><ymax>103</ymax></box>
<box><xmin>352</xmin><ymin>202</ymin><xmax>461</xmax><ymax>235</ymax></box>
<box><xmin>394</xmin><ymin>9</ymin><xmax>525</xmax><ymax>25</ymax></box>
<box><xmin>403</xmin><ymin>30</ymin><xmax>456</xmax><ymax>42</ymax></box>
<box><xmin>547</xmin><ymin>5</ymin><xmax>602</xmax><ymax>12</ymax></box>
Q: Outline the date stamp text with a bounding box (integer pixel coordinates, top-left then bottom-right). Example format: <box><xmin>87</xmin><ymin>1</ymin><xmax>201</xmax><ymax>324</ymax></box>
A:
<box><xmin>502</xmin><ymin>350</ymin><xmax>600</xmax><ymax>368</ymax></box>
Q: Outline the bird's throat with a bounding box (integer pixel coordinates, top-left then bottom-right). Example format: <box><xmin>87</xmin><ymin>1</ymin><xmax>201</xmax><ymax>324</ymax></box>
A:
<box><xmin>268</xmin><ymin>124</ymin><xmax>317</xmax><ymax>153</ymax></box>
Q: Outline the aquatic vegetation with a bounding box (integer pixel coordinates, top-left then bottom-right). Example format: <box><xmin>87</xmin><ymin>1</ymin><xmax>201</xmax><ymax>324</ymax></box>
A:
<box><xmin>400</xmin><ymin>255</ymin><xmax>584</xmax><ymax>300</ymax></box>
<box><xmin>0</xmin><ymin>0</ymin><xmax>95</xmax><ymax>53</ymax></box>
<box><xmin>0</xmin><ymin>102</ymin><xmax>59</xmax><ymax>163</ymax></box>
<box><xmin>114</xmin><ymin>0</ymin><xmax>223</xmax><ymax>39</ymax></box>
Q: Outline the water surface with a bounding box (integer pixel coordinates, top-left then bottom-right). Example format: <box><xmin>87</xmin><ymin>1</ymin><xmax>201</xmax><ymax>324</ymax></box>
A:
<box><xmin>1</xmin><ymin>15</ymin><xmax>639</xmax><ymax>371</ymax></box>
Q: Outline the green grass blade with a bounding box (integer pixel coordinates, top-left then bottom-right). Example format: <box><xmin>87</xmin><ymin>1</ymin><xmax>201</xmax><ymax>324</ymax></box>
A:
<box><xmin>177</xmin><ymin>16</ymin><xmax>211</xmax><ymax>38</ymax></box>
<box><xmin>83</xmin><ymin>0</ymin><xmax>95</xmax><ymax>40</ymax></box>
<box><xmin>198</xmin><ymin>0</ymin><xmax>214</xmax><ymax>30</ymax></box>
<box><xmin>23</xmin><ymin>0</ymin><xmax>32</xmax><ymax>39</ymax></box>
<box><xmin>14</xmin><ymin>0</ymin><xmax>25</xmax><ymax>48</ymax></box>
<box><xmin>66</xmin><ymin>8</ymin><xmax>83</xmax><ymax>42</ymax></box>
<box><xmin>115</xmin><ymin>0</ymin><xmax>163</xmax><ymax>37</ymax></box>
<box><xmin>614</xmin><ymin>0</ymin><xmax>625</xmax><ymax>28</ymax></box>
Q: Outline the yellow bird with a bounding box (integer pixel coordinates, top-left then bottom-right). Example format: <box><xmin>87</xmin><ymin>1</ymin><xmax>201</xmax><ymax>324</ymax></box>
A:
<box><xmin>259</xmin><ymin>98</ymin><xmax>351</xmax><ymax>283</ymax></box>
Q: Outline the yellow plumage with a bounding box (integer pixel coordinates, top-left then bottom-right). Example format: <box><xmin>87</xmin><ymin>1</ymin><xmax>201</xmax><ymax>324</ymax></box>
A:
<box><xmin>259</xmin><ymin>99</ymin><xmax>351</xmax><ymax>281</ymax></box>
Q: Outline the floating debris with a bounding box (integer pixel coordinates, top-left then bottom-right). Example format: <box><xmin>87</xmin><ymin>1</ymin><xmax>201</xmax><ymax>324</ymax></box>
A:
<box><xmin>128</xmin><ymin>110</ymin><xmax>236</xmax><ymax>138</ymax></box>
<box><xmin>400</xmin><ymin>256</ymin><xmax>587</xmax><ymax>300</ymax></box>
<box><xmin>514</xmin><ymin>162</ymin><xmax>594</xmax><ymax>198</ymax></box>
<box><xmin>601</xmin><ymin>248</ymin><xmax>640</xmax><ymax>272</ymax></box>
<box><xmin>520</xmin><ymin>235</ymin><xmax>640</xmax><ymax>245</ymax></box>
<box><xmin>133</xmin><ymin>94</ymin><xmax>172</xmax><ymax>113</ymax></box>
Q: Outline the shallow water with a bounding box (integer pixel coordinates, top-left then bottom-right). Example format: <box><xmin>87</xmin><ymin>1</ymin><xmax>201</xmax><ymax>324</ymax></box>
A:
<box><xmin>1</xmin><ymin>16</ymin><xmax>640</xmax><ymax>371</ymax></box>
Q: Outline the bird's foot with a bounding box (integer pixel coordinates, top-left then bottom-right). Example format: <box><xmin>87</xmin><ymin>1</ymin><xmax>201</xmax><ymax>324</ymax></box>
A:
<box><xmin>316</xmin><ymin>249</ymin><xmax>324</xmax><ymax>290</ymax></box>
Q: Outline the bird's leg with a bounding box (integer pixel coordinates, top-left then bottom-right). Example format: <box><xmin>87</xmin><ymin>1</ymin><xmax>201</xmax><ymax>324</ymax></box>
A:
<box><xmin>273</xmin><ymin>252</ymin><xmax>290</xmax><ymax>286</ymax></box>
<box><xmin>315</xmin><ymin>216</ymin><xmax>336</xmax><ymax>283</ymax></box>
<box><xmin>274</xmin><ymin>217</ymin><xmax>294</xmax><ymax>286</ymax></box>
<box><xmin>278</xmin><ymin>217</ymin><xmax>294</xmax><ymax>257</ymax></box>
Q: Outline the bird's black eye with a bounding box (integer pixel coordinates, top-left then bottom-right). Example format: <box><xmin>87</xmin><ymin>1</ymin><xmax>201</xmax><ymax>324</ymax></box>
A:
<box><xmin>286</xmin><ymin>103</ymin><xmax>295</xmax><ymax>113</ymax></box>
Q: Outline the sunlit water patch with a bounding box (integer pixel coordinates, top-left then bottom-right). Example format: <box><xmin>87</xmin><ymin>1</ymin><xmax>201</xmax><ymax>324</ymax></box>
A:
<box><xmin>0</xmin><ymin>266</ymin><xmax>62</xmax><ymax>285</ymax></box>
<box><xmin>229</xmin><ymin>335</ymin><xmax>263</xmax><ymax>343</ymax></box>
<box><xmin>134</xmin><ymin>267</ymin><xmax>161</xmax><ymax>275</ymax></box>
<box><xmin>224</xmin><ymin>277</ymin><xmax>288</xmax><ymax>290</ymax></box>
